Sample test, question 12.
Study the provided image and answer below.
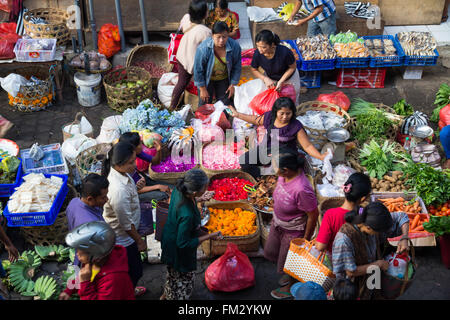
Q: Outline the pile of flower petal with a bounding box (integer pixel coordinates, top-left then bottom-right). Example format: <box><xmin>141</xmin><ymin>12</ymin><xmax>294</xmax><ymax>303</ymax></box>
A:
<box><xmin>205</xmin><ymin>207</ymin><xmax>257</xmax><ymax>237</ymax></box>
<box><xmin>8</xmin><ymin>173</ymin><xmax>63</xmax><ymax>213</ymax></box>
<box><xmin>151</xmin><ymin>155</ymin><xmax>196</xmax><ymax>173</ymax></box>
<box><xmin>202</xmin><ymin>143</ymin><xmax>243</xmax><ymax>171</ymax></box>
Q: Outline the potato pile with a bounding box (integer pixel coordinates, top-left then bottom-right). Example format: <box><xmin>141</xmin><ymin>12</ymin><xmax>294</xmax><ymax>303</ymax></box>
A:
<box><xmin>370</xmin><ymin>171</ymin><xmax>407</xmax><ymax>192</ymax></box>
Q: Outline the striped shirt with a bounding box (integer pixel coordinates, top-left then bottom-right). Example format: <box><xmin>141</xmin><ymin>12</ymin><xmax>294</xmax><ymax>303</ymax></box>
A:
<box><xmin>303</xmin><ymin>0</ymin><xmax>336</xmax><ymax>23</ymax></box>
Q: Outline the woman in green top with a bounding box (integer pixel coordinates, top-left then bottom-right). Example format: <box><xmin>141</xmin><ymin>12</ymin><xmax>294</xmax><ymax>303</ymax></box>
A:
<box><xmin>160</xmin><ymin>169</ymin><xmax>222</xmax><ymax>300</ymax></box>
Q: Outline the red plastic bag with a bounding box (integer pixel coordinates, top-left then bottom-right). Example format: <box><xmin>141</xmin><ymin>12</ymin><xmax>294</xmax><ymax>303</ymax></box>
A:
<box><xmin>279</xmin><ymin>84</ymin><xmax>296</xmax><ymax>103</ymax></box>
<box><xmin>0</xmin><ymin>22</ymin><xmax>19</xmax><ymax>60</ymax></box>
<box><xmin>205</xmin><ymin>242</ymin><xmax>255</xmax><ymax>292</ymax></box>
<box><xmin>438</xmin><ymin>104</ymin><xmax>450</xmax><ymax>130</ymax></box>
<box><xmin>249</xmin><ymin>88</ymin><xmax>281</xmax><ymax>115</ymax></box>
<box><xmin>195</xmin><ymin>104</ymin><xmax>231</xmax><ymax>131</ymax></box>
<box><xmin>317</xmin><ymin>91</ymin><xmax>350</xmax><ymax>111</ymax></box>
<box><xmin>98</xmin><ymin>24</ymin><xmax>121</xmax><ymax>58</ymax></box>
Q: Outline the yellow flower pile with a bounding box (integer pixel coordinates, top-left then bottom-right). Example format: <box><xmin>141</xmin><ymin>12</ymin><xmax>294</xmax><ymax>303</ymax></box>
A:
<box><xmin>205</xmin><ymin>207</ymin><xmax>257</xmax><ymax>237</ymax></box>
<box><xmin>8</xmin><ymin>92</ymin><xmax>53</xmax><ymax>108</ymax></box>
<box><xmin>237</xmin><ymin>77</ymin><xmax>253</xmax><ymax>86</ymax></box>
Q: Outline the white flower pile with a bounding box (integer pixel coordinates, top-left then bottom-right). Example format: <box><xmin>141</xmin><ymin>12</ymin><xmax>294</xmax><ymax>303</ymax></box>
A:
<box><xmin>7</xmin><ymin>173</ymin><xmax>63</xmax><ymax>213</ymax></box>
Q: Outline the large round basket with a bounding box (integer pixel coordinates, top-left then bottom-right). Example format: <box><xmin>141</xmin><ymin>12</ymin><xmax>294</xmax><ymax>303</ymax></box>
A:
<box><xmin>126</xmin><ymin>44</ymin><xmax>173</xmax><ymax>87</ymax></box>
<box><xmin>75</xmin><ymin>143</ymin><xmax>113</xmax><ymax>179</ymax></box>
<box><xmin>205</xmin><ymin>171</ymin><xmax>257</xmax><ymax>205</ymax></box>
<box><xmin>296</xmin><ymin>101</ymin><xmax>351</xmax><ymax>150</ymax></box>
<box><xmin>318</xmin><ymin>197</ymin><xmax>345</xmax><ymax>225</ymax></box>
<box><xmin>201</xmin><ymin>201</ymin><xmax>261</xmax><ymax>257</ymax></box>
<box><xmin>103</xmin><ymin>66</ymin><xmax>153</xmax><ymax>113</ymax></box>
<box><xmin>148</xmin><ymin>164</ymin><xmax>201</xmax><ymax>185</ymax></box>
<box><xmin>20</xmin><ymin>184</ymin><xmax>78</xmax><ymax>246</ymax></box>
<box><xmin>23</xmin><ymin>8</ymin><xmax>70</xmax><ymax>46</ymax></box>
<box><xmin>7</xmin><ymin>65</ymin><xmax>53</xmax><ymax>112</ymax></box>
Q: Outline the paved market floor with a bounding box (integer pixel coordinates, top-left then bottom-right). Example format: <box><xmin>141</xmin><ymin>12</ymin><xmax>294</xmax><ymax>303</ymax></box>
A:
<box><xmin>0</xmin><ymin>64</ymin><xmax>449</xmax><ymax>300</ymax></box>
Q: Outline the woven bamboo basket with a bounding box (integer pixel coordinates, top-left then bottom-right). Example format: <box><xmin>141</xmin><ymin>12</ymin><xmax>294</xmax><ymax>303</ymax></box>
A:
<box><xmin>200</xmin><ymin>141</ymin><xmax>244</xmax><ymax>178</ymax></box>
<box><xmin>201</xmin><ymin>201</ymin><xmax>261</xmax><ymax>257</ymax></box>
<box><xmin>126</xmin><ymin>44</ymin><xmax>173</xmax><ymax>87</ymax></box>
<box><xmin>184</xmin><ymin>90</ymin><xmax>199</xmax><ymax>112</ymax></box>
<box><xmin>75</xmin><ymin>143</ymin><xmax>113</xmax><ymax>179</ymax></box>
<box><xmin>7</xmin><ymin>65</ymin><xmax>53</xmax><ymax>112</ymax></box>
<box><xmin>20</xmin><ymin>184</ymin><xmax>78</xmax><ymax>246</ymax></box>
<box><xmin>62</xmin><ymin>112</ymin><xmax>94</xmax><ymax>141</ymax></box>
<box><xmin>205</xmin><ymin>171</ymin><xmax>257</xmax><ymax>206</ymax></box>
<box><xmin>103</xmin><ymin>66</ymin><xmax>153</xmax><ymax>113</ymax></box>
<box><xmin>23</xmin><ymin>8</ymin><xmax>70</xmax><ymax>46</ymax></box>
<box><xmin>313</xmin><ymin>172</ymin><xmax>345</xmax><ymax>210</ymax></box>
<box><xmin>296</xmin><ymin>101</ymin><xmax>351</xmax><ymax>150</ymax></box>
<box><xmin>259</xmin><ymin>211</ymin><xmax>272</xmax><ymax>249</ymax></box>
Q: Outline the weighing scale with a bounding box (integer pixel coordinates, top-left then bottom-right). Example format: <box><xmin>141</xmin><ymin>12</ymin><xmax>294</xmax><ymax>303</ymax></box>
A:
<box><xmin>323</xmin><ymin>127</ymin><xmax>350</xmax><ymax>164</ymax></box>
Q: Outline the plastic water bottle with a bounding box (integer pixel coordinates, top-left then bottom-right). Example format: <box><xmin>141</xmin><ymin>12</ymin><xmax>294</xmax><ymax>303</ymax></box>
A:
<box><xmin>403</xmin><ymin>137</ymin><xmax>411</xmax><ymax>151</ymax></box>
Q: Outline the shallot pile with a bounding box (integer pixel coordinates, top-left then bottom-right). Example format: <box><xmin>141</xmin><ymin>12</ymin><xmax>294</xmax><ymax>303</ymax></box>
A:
<box><xmin>133</xmin><ymin>61</ymin><xmax>166</xmax><ymax>78</ymax></box>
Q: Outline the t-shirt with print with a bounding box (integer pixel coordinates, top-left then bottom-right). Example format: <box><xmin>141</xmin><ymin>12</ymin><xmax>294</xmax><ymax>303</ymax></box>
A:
<box><xmin>316</xmin><ymin>207</ymin><xmax>348</xmax><ymax>254</ymax></box>
<box><xmin>251</xmin><ymin>45</ymin><xmax>295</xmax><ymax>81</ymax></box>
<box><xmin>272</xmin><ymin>173</ymin><xmax>317</xmax><ymax>223</ymax></box>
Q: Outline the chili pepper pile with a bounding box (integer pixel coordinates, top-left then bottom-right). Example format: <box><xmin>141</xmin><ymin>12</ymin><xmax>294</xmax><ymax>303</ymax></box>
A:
<box><xmin>133</xmin><ymin>61</ymin><xmax>166</xmax><ymax>78</ymax></box>
<box><xmin>208</xmin><ymin>177</ymin><xmax>253</xmax><ymax>201</ymax></box>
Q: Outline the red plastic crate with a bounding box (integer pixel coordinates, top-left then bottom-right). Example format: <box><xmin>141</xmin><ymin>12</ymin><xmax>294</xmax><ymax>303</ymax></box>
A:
<box><xmin>336</xmin><ymin>68</ymin><xmax>386</xmax><ymax>88</ymax></box>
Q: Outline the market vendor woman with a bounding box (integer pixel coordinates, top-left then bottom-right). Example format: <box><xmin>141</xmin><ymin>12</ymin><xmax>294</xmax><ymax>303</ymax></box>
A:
<box><xmin>251</xmin><ymin>30</ymin><xmax>301</xmax><ymax>104</ymax></box>
<box><xmin>228</xmin><ymin>97</ymin><xmax>328</xmax><ymax>179</ymax></box>
<box><xmin>193</xmin><ymin>21</ymin><xmax>242</xmax><ymax>106</ymax></box>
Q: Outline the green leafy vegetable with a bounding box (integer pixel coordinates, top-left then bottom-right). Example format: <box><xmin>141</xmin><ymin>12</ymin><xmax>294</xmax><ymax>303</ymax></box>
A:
<box><xmin>392</xmin><ymin>99</ymin><xmax>414</xmax><ymax>116</ymax></box>
<box><xmin>0</xmin><ymin>156</ymin><xmax>20</xmax><ymax>184</ymax></box>
<box><xmin>359</xmin><ymin>139</ymin><xmax>411</xmax><ymax>179</ymax></box>
<box><xmin>423</xmin><ymin>215</ymin><xmax>450</xmax><ymax>237</ymax></box>
<box><xmin>403</xmin><ymin>162</ymin><xmax>450</xmax><ymax>206</ymax></box>
<box><xmin>431</xmin><ymin>83</ymin><xmax>450</xmax><ymax>122</ymax></box>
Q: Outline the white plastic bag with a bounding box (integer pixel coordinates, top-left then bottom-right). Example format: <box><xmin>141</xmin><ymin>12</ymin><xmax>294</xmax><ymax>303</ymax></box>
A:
<box><xmin>332</xmin><ymin>164</ymin><xmax>356</xmax><ymax>188</ymax></box>
<box><xmin>96</xmin><ymin>115</ymin><xmax>123</xmax><ymax>144</ymax></box>
<box><xmin>321</xmin><ymin>148</ymin><xmax>334</xmax><ymax>184</ymax></box>
<box><xmin>63</xmin><ymin>116</ymin><xmax>93</xmax><ymax>135</ymax></box>
<box><xmin>176</xmin><ymin>104</ymin><xmax>191</xmax><ymax>122</ymax></box>
<box><xmin>29</xmin><ymin>143</ymin><xmax>44</xmax><ymax>161</ymax></box>
<box><xmin>157</xmin><ymin>72</ymin><xmax>178</xmax><ymax>108</ymax></box>
<box><xmin>62</xmin><ymin>134</ymin><xmax>98</xmax><ymax>165</ymax></box>
<box><xmin>0</xmin><ymin>73</ymin><xmax>29</xmax><ymax>97</ymax></box>
<box><xmin>234</xmin><ymin>79</ymin><xmax>265</xmax><ymax>114</ymax></box>
<box><xmin>192</xmin><ymin>118</ymin><xmax>224</xmax><ymax>144</ymax></box>
<box><xmin>208</xmin><ymin>101</ymin><xmax>228</xmax><ymax>127</ymax></box>
<box><xmin>247</xmin><ymin>6</ymin><xmax>281</xmax><ymax>22</ymax></box>
<box><xmin>233</xmin><ymin>117</ymin><xmax>255</xmax><ymax>142</ymax></box>
<box><xmin>317</xmin><ymin>182</ymin><xmax>341</xmax><ymax>198</ymax></box>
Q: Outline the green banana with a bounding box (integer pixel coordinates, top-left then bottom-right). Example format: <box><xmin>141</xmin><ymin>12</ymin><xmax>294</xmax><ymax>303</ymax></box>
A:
<box><xmin>19</xmin><ymin>250</ymin><xmax>42</xmax><ymax>269</ymax></box>
<box><xmin>34</xmin><ymin>276</ymin><xmax>58</xmax><ymax>300</ymax></box>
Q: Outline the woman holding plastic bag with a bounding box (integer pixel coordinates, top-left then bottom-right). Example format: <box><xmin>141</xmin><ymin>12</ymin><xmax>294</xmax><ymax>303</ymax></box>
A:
<box><xmin>160</xmin><ymin>169</ymin><xmax>222</xmax><ymax>300</ymax></box>
<box><xmin>250</xmin><ymin>30</ymin><xmax>301</xmax><ymax>106</ymax></box>
<box><xmin>193</xmin><ymin>21</ymin><xmax>241</xmax><ymax>107</ymax></box>
<box><xmin>264</xmin><ymin>151</ymin><xmax>319</xmax><ymax>299</ymax></box>
<box><xmin>332</xmin><ymin>202</ymin><xmax>410</xmax><ymax>300</ymax></box>
<box><xmin>227</xmin><ymin>97</ymin><xmax>328</xmax><ymax>179</ymax></box>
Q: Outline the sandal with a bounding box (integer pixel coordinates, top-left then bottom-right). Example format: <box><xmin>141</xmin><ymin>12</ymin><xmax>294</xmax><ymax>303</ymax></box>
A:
<box><xmin>278</xmin><ymin>274</ymin><xmax>291</xmax><ymax>287</ymax></box>
<box><xmin>135</xmin><ymin>286</ymin><xmax>147</xmax><ymax>297</ymax></box>
<box><xmin>270</xmin><ymin>287</ymin><xmax>293</xmax><ymax>300</ymax></box>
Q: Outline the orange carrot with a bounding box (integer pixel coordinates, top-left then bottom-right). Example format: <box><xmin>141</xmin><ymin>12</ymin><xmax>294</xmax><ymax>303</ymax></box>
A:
<box><xmin>412</xmin><ymin>225</ymin><xmax>424</xmax><ymax>232</ymax></box>
<box><xmin>411</xmin><ymin>214</ymin><xmax>421</xmax><ymax>230</ymax></box>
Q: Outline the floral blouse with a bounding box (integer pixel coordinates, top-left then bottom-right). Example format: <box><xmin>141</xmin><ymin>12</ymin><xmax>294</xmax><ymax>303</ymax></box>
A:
<box><xmin>206</xmin><ymin>9</ymin><xmax>239</xmax><ymax>38</ymax></box>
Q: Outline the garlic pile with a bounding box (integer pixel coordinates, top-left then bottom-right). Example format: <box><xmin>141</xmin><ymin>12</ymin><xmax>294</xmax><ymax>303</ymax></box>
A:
<box><xmin>7</xmin><ymin>173</ymin><xmax>64</xmax><ymax>213</ymax></box>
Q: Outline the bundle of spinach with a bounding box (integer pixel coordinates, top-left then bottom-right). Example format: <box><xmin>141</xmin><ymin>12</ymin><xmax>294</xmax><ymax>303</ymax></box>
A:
<box><xmin>392</xmin><ymin>99</ymin><xmax>414</xmax><ymax>116</ymax></box>
<box><xmin>359</xmin><ymin>139</ymin><xmax>411</xmax><ymax>179</ymax></box>
<box><xmin>403</xmin><ymin>162</ymin><xmax>450</xmax><ymax>206</ymax></box>
<box><xmin>431</xmin><ymin>83</ymin><xmax>450</xmax><ymax>123</ymax></box>
<box><xmin>348</xmin><ymin>99</ymin><xmax>394</xmax><ymax>144</ymax></box>
<box><xmin>423</xmin><ymin>216</ymin><xmax>450</xmax><ymax>237</ymax></box>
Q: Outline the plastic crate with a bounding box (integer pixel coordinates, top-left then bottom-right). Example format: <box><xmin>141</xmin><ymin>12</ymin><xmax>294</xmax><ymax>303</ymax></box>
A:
<box><xmin>299</xmin><ymin>70</ymin><xmax>321</xmax><ymax>88</ymax></box>
<box><xmin>282</xmin><ymin>40</ymin><xmax>302</xmax><ymax>70</ymax></box>
<box><xmin>363</xmin><ymin>35</ymin><xmax>405</xmax><ymax>67</ymax></box>
<box><xmin>336</xmin><ymin>68</ymin><xmax>386</xmax><ymax>88</ymax></box>
<box><xmin>294</xmin><ymin>39</ymin><xmax>336</xmax><ymax>71</ymax></box>
<box><xmin>13</xmin><ymin>38</ymin><xmax>57</xmax><ymax>62</ymax></box>
<box><xmin>2</xmin><ymin>173</ymin><xmax>69</xmax><ymax>227</ymax></box>
<box><xmin>395</xmin><ymin>34</ymin><xmax>439</xmax><ymax>66</ymax></box>
<box><xmin>0</xmin><ymin>158</ymin><xmax>23</xmax><ymax>198</ymax></box>
<box><xmin>20</xmin><ymin>143</ymin><xmax>69</xmax><ymax>175</ymax></box>
<box><xmin>335</xmin><ymin>56</ymin><xmax>370</xmax><ymax>69</ymax></box>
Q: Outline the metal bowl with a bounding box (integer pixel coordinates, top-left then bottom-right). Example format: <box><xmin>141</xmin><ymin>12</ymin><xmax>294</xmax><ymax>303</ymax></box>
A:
<box><xmin>409</xmin><ymin>125</ymin><xmax>433</xmax><ymax>138</ymax></box>
<box><xmin>326</xmin><ymin>127</ymin><xmax>350</xmax><ymax>143</ymax></box>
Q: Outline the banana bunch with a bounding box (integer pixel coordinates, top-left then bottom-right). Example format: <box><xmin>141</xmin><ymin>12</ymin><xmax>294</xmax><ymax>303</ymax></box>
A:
<box><xmin>69</xmin><ymin>248</ymin><xmax>76</xmax><ymax>263</ymax></box>
<box><xmin>2</xmin><ymin>259</ymin><xmax>11</xmax><ymax>271</ymax></box>
<box><xmin>8</xmin><ymin>261</ymin><xmax>36</xmax><ymax>294</ymax></box>
<box><xmin>20</xmin><ymin>250</ymin><xmax>42</xmax><ymax>269</ymax></box>
<box><xmin>22</xmin><ymin>275</ymin><xmax>58</xmax><ymax>300</ymax></box>
<box><xmin>35</xmin><ymin>245</ymin><xmax>71</xmax><ymax>262</ymax></box>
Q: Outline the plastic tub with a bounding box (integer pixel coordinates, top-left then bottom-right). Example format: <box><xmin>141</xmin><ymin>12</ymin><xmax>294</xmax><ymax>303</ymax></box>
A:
<box><xmin>74</xmin><ymin>72</ymin><xmax>102</xmax><ymax>107</ymax></box>
<box><xmin>13</xmin><ymin>38</ymin><xmax>57</xmax><ymax>62</ymax></box>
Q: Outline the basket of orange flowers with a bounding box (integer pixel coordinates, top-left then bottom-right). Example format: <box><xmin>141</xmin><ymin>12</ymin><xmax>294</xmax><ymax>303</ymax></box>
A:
<box><xmin>201</xmin><ymin>201</ymin><xmax>261</xmax><ymax>257</ymax></box>
<box><xmin>7</xmin><ymin>65</ymin><xmax>53</xmax><ymax>112</ymax></box>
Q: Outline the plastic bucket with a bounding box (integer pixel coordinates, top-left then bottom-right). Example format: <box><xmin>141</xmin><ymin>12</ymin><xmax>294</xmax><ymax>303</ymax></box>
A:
<box><xmin>155</xmin><ymin>201</ymin><xmax>169</xmax><ymax>241</ymax></box>
<box><xmin>74</xmin><ymin>72</ymin><xmax>102</xmax><ymax>107</ymax></box>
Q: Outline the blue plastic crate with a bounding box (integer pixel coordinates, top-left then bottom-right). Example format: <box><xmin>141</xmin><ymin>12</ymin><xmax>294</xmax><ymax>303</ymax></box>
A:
<box><xmin>282</xmin><ymin>40</ymin><xmax>302</xmax><ymax>70</ymax></box>
<box><xmin>0</xmin><ymin>158</ymin><xmax>23</xmax><ymax>198</ymax></box>
<box><xmin>299</xmin><ymin>70</ymin><xmax>321</xmax><ymax>88</ymax></box>
<box><xmin>3</xmin><ymin>173</ymin><xmax>69</xmax><ymax>227</ymax></box>
<box><xmin>363</xmin><ymin>35</ymin><xmax>405</xmax><ymax>67</ymax></box>
<box><xmin>294</xmin><ymin>39</ymin><xmax>336</xmax><ymax>71</ymax></box>
<box><xmin>335</xmin><ymin>56</ymin><xmax>370</xmax><ymax>69</ymax></box>
<box><xmin>395</xmin><ymin>34</ymin><xmax>439</xmax><ymax>66</ymax></box>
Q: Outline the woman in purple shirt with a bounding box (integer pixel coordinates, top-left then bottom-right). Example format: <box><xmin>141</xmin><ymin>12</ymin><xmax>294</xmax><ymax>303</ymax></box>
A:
<box><xmin>228</xmin><ymin>97</ymin><xmax>327</xmax><ymax>178</ymax></box>
<box><xmin>119</xmin><ymin>132</ymin><xmax>172</xmax><ymax>202</ymax></box>
<box><xmin>264</xmin><ymin>151</ymin><xmax>319</xmax><ymax>299</ymax></box>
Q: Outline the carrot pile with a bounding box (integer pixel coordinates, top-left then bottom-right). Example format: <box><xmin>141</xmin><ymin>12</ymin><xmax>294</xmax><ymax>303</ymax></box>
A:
<box><xmin>407</xmin><ymin>213</ymin><xmax>429</xmax><ymax>233</ymax></box>
<box><xmin>379</xmin><ymin>197</ymin><xmax>422</xmax><ymax>214</ymax></box>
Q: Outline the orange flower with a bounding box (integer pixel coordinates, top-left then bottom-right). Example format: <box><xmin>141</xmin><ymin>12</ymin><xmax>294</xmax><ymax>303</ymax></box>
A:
<box><xmin>204</xmin><ymin>206</ymin><xmax>257</xmax><ymax>237</ymax></box>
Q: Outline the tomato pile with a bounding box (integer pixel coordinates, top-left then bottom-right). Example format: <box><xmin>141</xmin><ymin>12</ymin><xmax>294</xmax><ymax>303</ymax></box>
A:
<box><xmin>427</xmin><ymin>201</ymin><xmax>450</xmax><ymax>216</ymax></box>
<box><xmin>208</xmin><ymin>178</ymin><xmax>253</xmax><ymax>202</ymax></box>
